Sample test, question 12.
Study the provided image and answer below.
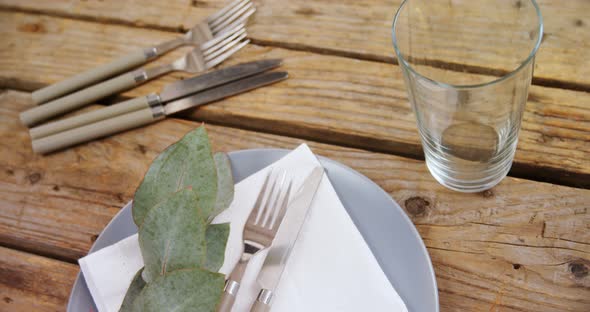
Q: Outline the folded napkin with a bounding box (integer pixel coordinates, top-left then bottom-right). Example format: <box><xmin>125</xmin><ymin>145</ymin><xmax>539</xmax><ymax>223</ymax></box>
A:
<box><xmin>80</xmin><ymin>144</ymin><xmax>407</xmax><ymax>312</ymax></box>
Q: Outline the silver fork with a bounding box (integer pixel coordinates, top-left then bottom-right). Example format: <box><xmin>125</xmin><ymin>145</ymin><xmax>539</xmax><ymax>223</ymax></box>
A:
<box><xmin>217</xmin><ymin>170</ymin><xmax>293</xmax><ymax>312</ymax></box>
<box><xmin>149</xmin><ymin>0</ymin><xmax>255</xmax><ymax>60</ymax></box>
<box><xmin>20</xmin><ymin>25</ymin><xmax>250</xmax><ymax>127</ymax></box>
<box><xmin>31</xmin><ymin>0</ymin><xmax>256</xmax><ymax>105</ymax></box>
<box><xmin>140</xmin><ymin>24</ymin><xmax>249</xmax><ymax>81</ymax></box>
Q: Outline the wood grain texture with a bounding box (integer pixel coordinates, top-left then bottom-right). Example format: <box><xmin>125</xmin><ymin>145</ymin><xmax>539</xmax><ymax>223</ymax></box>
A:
<box><xmin>1</xmin><ymin>89</ymin><xmax>589</xmax><ymax>311</ymax></box>
<box><xmin>0</xmin><ymin>246</ymin><xmax>78</xmax><ymax>312</ymax></box>
<box><xmin>0</xmin><ymin>0</ymin><xmax>588</xmax><ymax>90</ymax></box>
<box><xmin>0</xmin><ymin>12</ymin><xmax>589</xmax><ymax>187</ymax></box>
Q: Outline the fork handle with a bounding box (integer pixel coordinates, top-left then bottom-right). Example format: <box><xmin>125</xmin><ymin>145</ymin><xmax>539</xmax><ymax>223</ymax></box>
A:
<box><xmin>31</xmin><ymin>48</ymin><xmax>156</xmax><ymax>105</ymax></box>
<box><xmin>217</xmin><ymin>258</ymin><xmax>250</xmax><ymax>312</ymax></box>
<box><xmin>21</xmin><ymin>70</ymin><xmax>146</xmax><ymax>127</ymax></box>
<box><xmin>217</xmin><ymin>280</ymin><xmax>239</xmax><ymax>312</ymax></box>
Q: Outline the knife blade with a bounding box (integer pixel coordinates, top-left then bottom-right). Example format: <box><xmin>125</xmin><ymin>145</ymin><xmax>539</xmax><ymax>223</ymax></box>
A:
<box><xmin>253</xmin><ymin>166</ymin><xmax>325</xmax><ymax>308</ymax></box>
<box><xmin>163</xmin><ymin>71</ymin><xmax>288</xmax><ymax>115</ymax></box>
<box><xmin>159</xmin><ymin>59</ymin><xmax>283</xmax><ymax>103</ymax></box>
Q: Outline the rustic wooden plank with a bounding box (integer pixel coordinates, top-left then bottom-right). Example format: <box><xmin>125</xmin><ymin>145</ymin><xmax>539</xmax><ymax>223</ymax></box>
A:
<box><xmin>0</xmin><ymin>0</ymin><xmax>588</xmax><ymax>90</ymax></box>
<box><xmin>1</xmin><ymin>11</ymin><xmax>588</xmax><ymax>187</ymax></box>
<box><xmin>1</xmin><ymin>89</ymin><xmax>590</xmax><ymax>311</ymax></box>
<box><xmin>0</xmin><ymin>246</ymin><xmax>78</xmax><ymax>312</ymax></box>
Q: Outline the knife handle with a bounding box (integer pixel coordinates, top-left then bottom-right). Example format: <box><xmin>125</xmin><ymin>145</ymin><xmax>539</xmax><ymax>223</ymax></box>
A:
<box><xmin>29</xmin><ymin>95</ymin><xmax>159</xmax><ymax>140</ymax></box>
<box><xmin>250</xmin><ymin>300</ymin><xmax>270</xmax><ymax>312</ymax></box>
<box><xmin>249</xmin><ymin>289</ymin><xmax>272</xmax><ymax>312</ymax></box>
<box><xmin>31</xmin><ymin>48</ymin><xmax>155</xmax><ymax>105</ymax></box>
<box><xmin>31</xmin><ymin>105</ymin><xmax>164</xmax><ymax>154</ymax></box>
<box><xmin>20</xmin><ymin>70</ymin><xmax>144</xmax><ymax>127</ymax></box>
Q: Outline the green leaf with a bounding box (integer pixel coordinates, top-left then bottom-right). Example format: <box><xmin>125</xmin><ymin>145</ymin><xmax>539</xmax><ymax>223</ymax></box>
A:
<box><xmin>119</xmin><ymin>268</ymin><xmax>146</xmax><ymax>312</ymax></box>
<box><xmin>204</xmin><ymin>223</ymin><xmax>230</xmax><ymax>272</ymax></box>
<box><xmin>139</xmin><ymin>189</ymin><xmax>207</xmax><ymax>283</ymax></box>
<box><xmin>133</xmin><ymin>127</ymin><xmax>218</xmax><ymax>226</ymax></box>
<box><xmin>131</xmin><ymin>269</ymin><xmax>225</xmax><ymax>312</ymax></box>
<box><xmin>213</xmin><ymin>152</ymin><xmax>235</xmax><ymax>219</ymax></box>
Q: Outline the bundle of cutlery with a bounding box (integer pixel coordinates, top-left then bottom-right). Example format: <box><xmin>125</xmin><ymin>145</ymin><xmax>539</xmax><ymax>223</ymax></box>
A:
<box><xmin>20</xmin><ymin>0</ymin><xmax>289</xmax><ymax>154</ymax></box>
<box><xmin>218</xmin><ymin>167</ymin><xmax>324</xmax><ymax>312</ymax></box>
<box><xmin>30</xmin><ymin>59</ymin><xmax>286</xmax><ymax>154</ymax></box>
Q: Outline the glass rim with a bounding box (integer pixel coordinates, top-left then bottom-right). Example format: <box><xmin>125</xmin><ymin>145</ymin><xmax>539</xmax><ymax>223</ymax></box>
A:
<box><xmin>391</xmin><ymin>0</ymin><xmax>544</xmax><ymax>89</ymax></box>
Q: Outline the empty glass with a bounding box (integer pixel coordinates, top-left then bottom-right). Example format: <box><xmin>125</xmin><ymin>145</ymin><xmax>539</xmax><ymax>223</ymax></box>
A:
<box><xmin>392</xmin><ymin>0</ymin><xmax>543</xmax><ymax>192</ymax></box>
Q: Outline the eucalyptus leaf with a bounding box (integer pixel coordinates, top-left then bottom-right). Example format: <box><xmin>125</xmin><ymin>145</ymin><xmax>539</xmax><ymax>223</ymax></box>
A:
<box><xmin>119</xmin><ymin>268</ymin><xmax>146</xmax><ymax>312</ymax></box>
<box><xmin>131</xmin><ymin>269</ymin><xmax>225</xmax><ymax>312</ymax></box>
<box><xmin>133</xmin><ymin>127</ymin><xmax>218</xmax><ymax>226</ymax></box>
<box><xmin>213</xmin><ymin>152</ymin><xmax>235</xmax><ymax>219</ymax></box>
<box><xmin>139</xmin><ymin>189</ymin><xmax>207</xmax><ymax>283</ymax></box>
<box><xmin>204</xmin><ymin>223</ymin><xmax>230</xmax><ymax>272</ymax></box>
<box><xmin>125</xmin><ymin>126</ymin><xmax>236</xmax><ymax>309</ymax></box>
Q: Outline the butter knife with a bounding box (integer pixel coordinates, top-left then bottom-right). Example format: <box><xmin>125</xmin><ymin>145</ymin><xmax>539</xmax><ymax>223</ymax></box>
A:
<box><xmin>250</xmin><ymin>166</ymin><xmax>324</xmax><ymax>311</ymax></box>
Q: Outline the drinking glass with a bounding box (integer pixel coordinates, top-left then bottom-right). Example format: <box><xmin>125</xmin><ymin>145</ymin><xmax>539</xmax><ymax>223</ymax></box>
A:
<box><xmin>392</xmin><ymin>0</ymin><xmax>543</xmax><ymax>192</ymax></box>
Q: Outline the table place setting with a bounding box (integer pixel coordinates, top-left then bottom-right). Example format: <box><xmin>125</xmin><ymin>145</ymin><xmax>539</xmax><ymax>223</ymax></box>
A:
<box><xmin>6</xmin><ymin>0</ymin><xmax>588</xmax><ymax>311</ymax></box>
<box><xmin>12</xmin><ymin>0</ymin><xmax>422</xmax><ymax>309</ymax></box>
<box><xmin>75</xmin><ymin>131</ymin><xmax>408</xmax><ymax>312</ymax></box>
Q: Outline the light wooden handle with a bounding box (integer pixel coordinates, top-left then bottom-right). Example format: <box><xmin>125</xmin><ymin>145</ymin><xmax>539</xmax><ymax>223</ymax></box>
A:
<box><xmin>217</xmin><ymin>259</ymin><xmax>250</xmax><ymax>312</ymax></box>
<box><xmin>21</xmin><ymin>72</ymin><xmax>139</xmax><ymax>127</ymax></box>
<box><xmin>29</xmin><ymin>96</ymin><xmax>151</xmax><ymax>139</ymax></box>
<box><xmin>250</xmin><ymin>299</ymin><xmax>271</xmax><ymax>312</ymax></box>
<box><xmin>31</xmin><ymin>108</ymin><xmax>159</xmax><ymax>154</ymax></box>
<box><xmin>31</xmin><ymin>49</ymin><xmax>148</xmax><ymax>105</ymax></box>
<box><xmin>217</xmin><ymin>282</ymin><xmax>238</xmax><ymax>312</ymax></box>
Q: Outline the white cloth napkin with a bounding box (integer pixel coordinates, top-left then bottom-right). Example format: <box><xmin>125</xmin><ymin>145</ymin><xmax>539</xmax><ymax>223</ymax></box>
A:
<box><xmin>79</xmin><ymin>144</ymin><xmax>407</xmax><ymax>312</ymax></box>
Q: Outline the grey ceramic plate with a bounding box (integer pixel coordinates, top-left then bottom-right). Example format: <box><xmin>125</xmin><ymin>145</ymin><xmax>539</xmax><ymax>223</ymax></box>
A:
<box><xmin>67</xmin><ymin>149</ymin><xmax>438</xmax><ymax>312</ymax></box>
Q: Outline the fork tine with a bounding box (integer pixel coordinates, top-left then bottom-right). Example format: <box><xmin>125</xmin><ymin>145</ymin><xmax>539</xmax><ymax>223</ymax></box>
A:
<box><xmin>249</xmin><ymin>171</ymin><xmax>272</xmax><ymax>223</ymax></box>
<box><xmin>255</xmin><ymin>171</ymin><xmax>281</xmax><ymax>225</ymax></box>
<box><xmin>206</xmin><ymin>0</ymin><xmax>246</xmax><ymax>24</ymax></box>
<box><xmin>269</xmin><ymin>180</ymin><xmax>292</xmax><ymax>230</ymax></box>
<box><xmin>211</xmin><ymin>2</ymin><xmax>254</xmax><ymax>34</ymax></box>
<box><xmin>212</xmin><ymin>6</ymin><xmax>255</xmax><ymax>36</ymax></box>
<box><xmin>202</xmin><ymin>28</ymin><xmax>246</xmax><ymax>56</ymax></box>
<box><xmin>209</xmin><ymin>0</ymin><xmax>251</xmax><ymax>30</ymax></box>
<box><xmin>203</xmin><ymin>32</ymin><xmax>247</xmax><ymax>61</ymax></box>
<box><xmin>215</xmin><ymin>8</ymin><xmax>256</xmax><ymax>36</ymax></box>
<box><xmin>205</xmin><ymin>38</ymin><xmax>249</xmax><ymax>68</ymax></box>
<box><xmin>200</xmin><ymin>23</ymin><xmax>244</xmax><ymax>51</ymax></box>
<box><xmin>260</xmin><ymin>171</ymin><xmax>286</xmax><ymax>228</ymax></box>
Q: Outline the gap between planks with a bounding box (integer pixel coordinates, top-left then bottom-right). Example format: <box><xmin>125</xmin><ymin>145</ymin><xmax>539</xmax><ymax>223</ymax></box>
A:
<box><xmin>1</xmin><ymin>5</ymin><xmax>589</xmax><ymax>93</ymax></box>
<box><xmin>0</xmin><ymin>239</ymin><xmax>79</xmax><ymax>265</ymax></box>
<box><xmin>2</xmin><ymin>84</ymin><xmax>588</xmax><ymax>190</ymax></box>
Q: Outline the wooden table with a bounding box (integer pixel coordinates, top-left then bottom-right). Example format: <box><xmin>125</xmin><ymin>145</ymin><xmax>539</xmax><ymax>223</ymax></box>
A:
<box><xmin>0</xmin><ymin>1</ymin><xmax>588</xmax><ymax>311</ymax></box>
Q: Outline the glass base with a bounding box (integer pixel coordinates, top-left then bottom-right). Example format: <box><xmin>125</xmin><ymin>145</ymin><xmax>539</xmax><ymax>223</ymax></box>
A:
<box><xmin>424</xmin><ymin>147</ymin><xmax>514</xmax><ymax>193</ymax></box>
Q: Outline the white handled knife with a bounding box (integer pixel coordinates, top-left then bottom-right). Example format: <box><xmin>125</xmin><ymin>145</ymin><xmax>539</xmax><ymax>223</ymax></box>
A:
<box><xmin>250</xmin><ymin>166</ymin><xmax>325</xmax><ymax>311</ymax></box>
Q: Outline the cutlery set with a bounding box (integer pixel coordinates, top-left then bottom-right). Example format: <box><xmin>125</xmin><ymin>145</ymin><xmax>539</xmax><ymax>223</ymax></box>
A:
<box><xmin>30</xmin><ymin>60</ymin><xmax>286</xmax><ymax>154</ymax></box>
<box><xmin>21</xmin><ymin>0</ymin><xmax>286</xmax><ymax>155</ymax></box>
<box><xmin>219</xmin><ymin>167</ymin><xmax>324</xmax><ymax>312</ymax></box>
